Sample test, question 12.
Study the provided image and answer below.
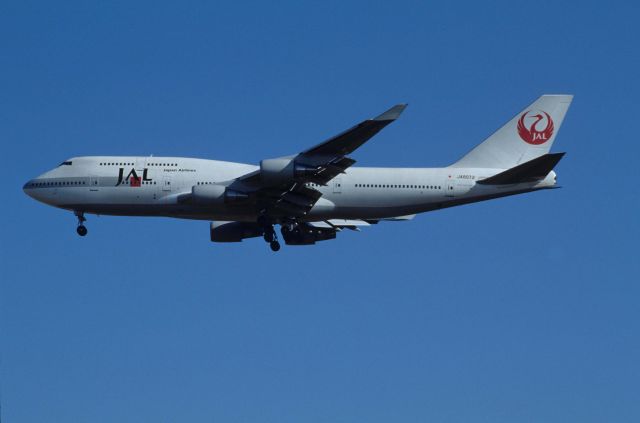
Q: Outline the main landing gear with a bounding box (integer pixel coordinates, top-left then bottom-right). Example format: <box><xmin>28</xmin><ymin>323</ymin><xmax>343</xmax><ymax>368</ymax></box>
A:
<box><xmin>263</xmin><ymin>227</ymin><xmax>281</xmax><ymax>252</ymax></box>
<box><xmin>259</xmin><ymin>215</ymin><xmax>281</xmax><ymax>252</ymax></box>
<box><xmin>75</xmin><ymin>211</ymin><xmax>88</xmax><ymax>237</ymax></box>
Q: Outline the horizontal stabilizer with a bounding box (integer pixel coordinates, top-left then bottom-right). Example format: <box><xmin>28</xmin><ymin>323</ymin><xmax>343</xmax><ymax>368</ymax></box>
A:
<box><xmin>477</xmin><ymin>153</ymin><xmax>565</xmax><ymax>185</ymax></box>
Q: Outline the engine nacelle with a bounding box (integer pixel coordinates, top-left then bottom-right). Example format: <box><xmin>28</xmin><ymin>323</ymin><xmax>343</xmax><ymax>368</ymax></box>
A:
<box><xmin>260</xmin><ymin>157</ymin><xmax>317</xmax><ymax>185</ymax></box>
<box><xmin>210</xmin><ymin>221</ymin><xmax>263</xmax><ymax>243</ymax></box>
<box><xmin>192</xmin><ymin>184</ymin><xmax>226</xmax><ymax>204</ymax></box>
<box><xmin>280</xmin><ymin>225</ymin><xmax>336</xmax><ymax>245</ymax></box>
<box><xmin>192</xmin><ymin>185</ymin><xmax>249</xmax><ymax>205</ymax></box>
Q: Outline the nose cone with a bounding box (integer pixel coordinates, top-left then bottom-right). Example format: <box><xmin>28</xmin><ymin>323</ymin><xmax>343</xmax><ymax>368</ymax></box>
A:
<box><xmin>23</xmin><ymin>180</ymin><xmax>35</xmax><ymax>198</ymax></box>
<box><xmin>23</xmin><ymin>176</ymin><xmax>51</xmax><ymax>204</ymax></box>
<box><xmin>24</xmin><ymin>167</ymin><xmax>64</xmax><ymax>206</ymax></box>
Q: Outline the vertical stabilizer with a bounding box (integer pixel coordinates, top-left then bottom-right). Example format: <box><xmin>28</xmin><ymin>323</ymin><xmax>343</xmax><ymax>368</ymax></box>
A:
<box><xmin>451</xmin><ymin>94</ymin><xmax>573</xmax><ymax>169</ymax></box>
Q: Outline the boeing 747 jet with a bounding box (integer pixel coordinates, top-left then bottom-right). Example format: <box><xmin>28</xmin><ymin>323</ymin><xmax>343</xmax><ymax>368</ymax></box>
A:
<box><xmin>24</xmin><ymin>95</ymin><xmax>572</xmax><ymax>251</ymax></box>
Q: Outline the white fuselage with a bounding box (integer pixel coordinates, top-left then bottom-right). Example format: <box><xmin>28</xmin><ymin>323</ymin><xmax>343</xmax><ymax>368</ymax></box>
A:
<box><xmin>23</xmin><ymin>156</ymin><xmax>557</xmax><ymax>222</ymax></box>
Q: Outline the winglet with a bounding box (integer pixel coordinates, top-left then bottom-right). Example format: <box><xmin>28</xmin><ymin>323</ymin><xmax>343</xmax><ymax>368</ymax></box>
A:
<box><xmin>374</xmin><ymin>104</ymin><xmax>407</xmax><ymax>121</ymax></box>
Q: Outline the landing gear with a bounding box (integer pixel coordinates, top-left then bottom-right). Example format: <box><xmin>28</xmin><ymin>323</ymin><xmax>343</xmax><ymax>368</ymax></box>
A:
<box><xmin>259</xmin><ymin>214</ymin><xmax>281</xmax><ymax>252</ymax></box>
<box><xmin>74</xmin><ymin>211</ymin><xmax>87</xmax><ymax>237</ymax></box>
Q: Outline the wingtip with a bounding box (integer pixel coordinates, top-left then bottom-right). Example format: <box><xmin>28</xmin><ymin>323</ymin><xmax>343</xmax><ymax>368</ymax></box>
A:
<box><xmin>374</xmin><ymin>103</ymin><xmax>408</xmax><ymax>121</ymax></box>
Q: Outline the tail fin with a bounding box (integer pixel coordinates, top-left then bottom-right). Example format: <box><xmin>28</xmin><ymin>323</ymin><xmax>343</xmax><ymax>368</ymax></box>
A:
<box><xmin>451</xmin><ymin>94</ymin><xmax>573</xmax><ymax>169</ymax></box>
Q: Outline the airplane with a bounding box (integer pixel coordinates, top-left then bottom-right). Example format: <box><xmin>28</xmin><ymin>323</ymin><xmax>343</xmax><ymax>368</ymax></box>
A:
<box><xmin>23</xmin><ymin>94</ymin><xmax>572</xmax><ymax>252</ymax></box>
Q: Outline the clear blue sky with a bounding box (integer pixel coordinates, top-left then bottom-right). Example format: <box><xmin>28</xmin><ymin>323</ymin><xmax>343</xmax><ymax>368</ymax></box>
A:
<box><xmin>1</xmin><ymin>1</ymin><xmax>639</xmax><ymax>422</ymax></box>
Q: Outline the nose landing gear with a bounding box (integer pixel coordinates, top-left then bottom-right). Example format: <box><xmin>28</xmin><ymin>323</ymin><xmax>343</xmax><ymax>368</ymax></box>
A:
<box><xmin>75</xmin><ymin>211</ymin><xmax>88</xmax><ymax>237</ymax></box>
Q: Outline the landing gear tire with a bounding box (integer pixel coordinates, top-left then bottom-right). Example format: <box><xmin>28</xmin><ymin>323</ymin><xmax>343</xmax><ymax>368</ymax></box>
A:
<box><xmin>77</xmin><ymin>225</ymin><xmax>88</xmax><ymax>237</ymax></box>
<box><xmin>259</xmin><ymin>214</ymin><xmax>280</xmax><ymax>251</ymax></box>
<box><xmin>74</xmin><ymin>211</ymin><xmax>87</xmax><ymax>237</ymax></box>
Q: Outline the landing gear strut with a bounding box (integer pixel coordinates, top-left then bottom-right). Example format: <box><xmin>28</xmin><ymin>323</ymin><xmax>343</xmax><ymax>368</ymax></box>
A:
<box><xmin>259</xmin><ymin>215</ymin><xmax>281</xmax><ymax>252</ymax></box>
<box><xmin>75</xmin><ymin>211</ymin><xmax>88</xmax><ymax>237</ymax></box>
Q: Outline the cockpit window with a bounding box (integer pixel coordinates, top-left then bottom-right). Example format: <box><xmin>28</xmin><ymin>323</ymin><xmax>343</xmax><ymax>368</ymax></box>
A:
<box><xmin>58</xmin><ymin>161</ymin><xmax>72</xmax><ymax>166</ymax></box>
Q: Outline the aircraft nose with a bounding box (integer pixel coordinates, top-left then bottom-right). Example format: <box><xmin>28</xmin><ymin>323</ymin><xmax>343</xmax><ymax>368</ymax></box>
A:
<box><xmin>23</xmin><ymin>179</ymin><xmax>42</xmax><ymax>200</ymax></box>
<box><xmin>23</xmin><ymin>180</ymin><xmax>34</xmax><ymax>197</ymax></box>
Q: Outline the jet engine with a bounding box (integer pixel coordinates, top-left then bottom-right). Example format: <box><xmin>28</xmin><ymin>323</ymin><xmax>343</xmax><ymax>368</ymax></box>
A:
<box><xmin>280</xmin><ymin>223</ymin><xmax>337</xmax><ymax>245</ymax></box>
<box><xmin>260</xmin><ymin>157</ymin><xmax>317</xmax><ymax>185</ymax></box>
<box><xmin>210</xmin><ymin>221</ymin><xmax>263</xmax><ymax>242</ymax></box>
<box><xmin>192</xmin><ymin>184</ymin><xmax>249</xmax><ymax>205</ymax></box>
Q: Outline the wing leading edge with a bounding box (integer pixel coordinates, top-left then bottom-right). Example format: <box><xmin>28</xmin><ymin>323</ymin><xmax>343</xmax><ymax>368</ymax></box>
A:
<box><xmin>301</xmin><ymin>104</ymin><xmax>407</xmax><ymax>157</ymax></box>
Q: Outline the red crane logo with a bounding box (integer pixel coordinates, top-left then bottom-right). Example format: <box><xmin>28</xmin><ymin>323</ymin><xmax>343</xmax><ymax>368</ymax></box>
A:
<box><xmin>517</xmin><ymin>110</ymin><xmax>554</xmax><ymax>145</ymax></box>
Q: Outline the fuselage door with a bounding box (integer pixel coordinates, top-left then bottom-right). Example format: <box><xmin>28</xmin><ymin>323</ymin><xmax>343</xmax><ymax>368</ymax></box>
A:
<box><xmin>445</xmin><ymin>178</ymin><xmax>455</xmax><ymax>197</ymax></box>
<box><xmin>333</xmin><ymin>177</ymin><xmax>342</xmax><ymax>194</ymax></box>
<box><xmin>89</xmin><ymin>176</ymin><xmax>99</xmax><ymax>191</ymax></box>
<box><xmin>162</xmin><ymin>175</ymin><xmax>172</xmax><ymax>192</ymax></box>
<box><xmin>135</xmin><ymin>157</ymin><xmax>147</xmax><ymax>185</ymax></box>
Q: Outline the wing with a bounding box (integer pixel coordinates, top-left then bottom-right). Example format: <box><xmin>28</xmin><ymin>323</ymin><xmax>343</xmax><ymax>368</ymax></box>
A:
<box><xmin>230</xmin><ymin>104</ymin><xmax>408</xmax><ymax>218</ymax></box>
<box><xmin>301</xmin><ymin>104</ymin><xmax>407</xmax><ymax>158</ymax></box>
